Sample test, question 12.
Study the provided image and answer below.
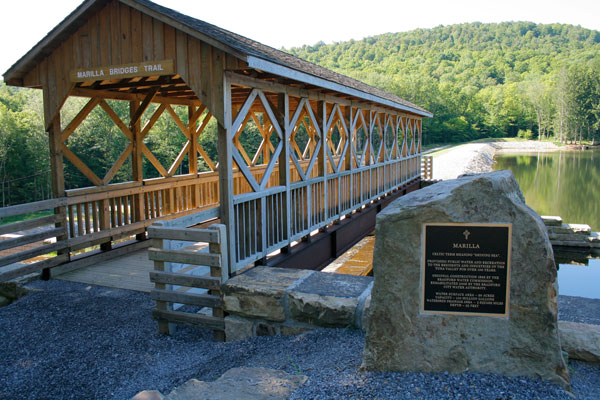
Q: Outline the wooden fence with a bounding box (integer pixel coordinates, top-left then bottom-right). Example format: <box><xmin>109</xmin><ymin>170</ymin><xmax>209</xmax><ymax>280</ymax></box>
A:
<box><xmin>148</xmin><ymin>220</ymin><xmax>227</xmax><ymax>340</ymax></box>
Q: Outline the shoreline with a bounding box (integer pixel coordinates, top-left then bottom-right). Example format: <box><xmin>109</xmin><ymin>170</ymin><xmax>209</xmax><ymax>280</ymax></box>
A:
<box><xmin>431</xmin><ymin>140</ymin><xmax>563</xmax><ymax>180</ymax></box>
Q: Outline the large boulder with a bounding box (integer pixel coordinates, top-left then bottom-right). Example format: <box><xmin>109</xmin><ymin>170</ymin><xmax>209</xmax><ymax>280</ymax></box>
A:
<box><xmin>362</xmin><ymin>171</ymin><xmax>569</xmax><ymax>388</ymax></box>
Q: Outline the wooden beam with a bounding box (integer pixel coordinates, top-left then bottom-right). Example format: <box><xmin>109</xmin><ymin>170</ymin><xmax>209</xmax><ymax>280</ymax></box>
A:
<box><xmin>70</xmin><ymin>87</ymin><xmax>202</xmax><ymax>107</ymax></box>
<box><xmin>129</xmin><ymin>88</ymin><xmax>159</xmax><ymax>127</ymax></box>
<box><xmin>98</xmin><ymin>100</ymin><xmax>133</xmax><ymax>141</ymax></box>
<box><xmin>141</xmin><ymin>144</ymin><xmax>168</xmax><ymax>177</ymax></box>
<box><xmin>62</xmin><ymin>144</ymin><xmax>103</xmax><ymax>186</ymax></box>
<box><xmin>61</xmin><ymin>97</ymin><xmax>100</xmax><ymax>143</ymax></box>
<box><xmin>103</xmin><ymin>143</ymin><xmax>133</xmax><ymax>185</ymax></box>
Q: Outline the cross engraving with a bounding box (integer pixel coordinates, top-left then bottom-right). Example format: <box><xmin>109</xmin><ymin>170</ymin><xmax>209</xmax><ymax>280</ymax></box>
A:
<box><xmin>463</xmin><ymin>229</ymin><xmax>471</xmax><ymax>240</ymax></box>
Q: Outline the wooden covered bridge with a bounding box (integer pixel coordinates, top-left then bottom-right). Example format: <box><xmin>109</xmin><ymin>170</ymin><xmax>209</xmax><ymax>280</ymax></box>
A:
<box><xmin>1</xmin><ymin>0</ymin><xmax>431</xmax><ymax>336</ymax></box>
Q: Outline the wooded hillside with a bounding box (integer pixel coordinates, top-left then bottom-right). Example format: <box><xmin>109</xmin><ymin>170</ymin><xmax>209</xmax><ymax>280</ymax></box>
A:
<box><xmin>288</xmin><ymin>22</ymin><xmax>600</xmax><ymax>144</ymax></box>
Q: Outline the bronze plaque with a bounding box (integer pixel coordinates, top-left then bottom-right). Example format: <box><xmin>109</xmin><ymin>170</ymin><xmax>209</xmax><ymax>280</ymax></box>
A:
<box><xmin>421</xmin><ymin>223</ymin><xmax>512</xmax><ymax>317</ymax></box>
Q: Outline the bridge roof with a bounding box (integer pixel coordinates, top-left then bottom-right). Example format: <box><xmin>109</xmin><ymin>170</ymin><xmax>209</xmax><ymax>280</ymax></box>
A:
<box><xmin>3</xmin><ymin>0</ymin><xmax>431</xmax><ymax>117</ymax></box>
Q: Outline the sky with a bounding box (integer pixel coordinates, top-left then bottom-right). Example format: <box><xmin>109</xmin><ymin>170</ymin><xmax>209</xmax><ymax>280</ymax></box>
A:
<box><xmin>2</xmin><ymin>0</ymin><xmax>600</xmax><ymax>75</ymax></box>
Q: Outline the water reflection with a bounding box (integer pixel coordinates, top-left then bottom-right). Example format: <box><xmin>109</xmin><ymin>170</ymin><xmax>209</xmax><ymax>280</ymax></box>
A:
<box><xmin>495</xmin><ymin>150</ymin><xmax>600</xmax><ymax>299</ymax></box>
<box><xmin>495</xmin><ymin>150</ymin><xmax>600</xmax><ymax>231</ymax></box>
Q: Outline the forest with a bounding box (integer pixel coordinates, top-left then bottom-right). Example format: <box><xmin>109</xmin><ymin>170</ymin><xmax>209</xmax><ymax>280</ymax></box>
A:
<box><xmin>1</xmin><ymin>21</ymin><xmax>600</xmax><ymax>206</ymax></box>
<box><xmin>288</xmin><ymin>22</ymin><xmax>600</xmax><ymax>144</ymax></box>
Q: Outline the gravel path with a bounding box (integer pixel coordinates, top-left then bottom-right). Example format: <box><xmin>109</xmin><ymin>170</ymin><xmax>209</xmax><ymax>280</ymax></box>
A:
<box><xmin>1</xmin><ymin>280</ymin><xmax>598</xmax><ymax>399</ymax></box>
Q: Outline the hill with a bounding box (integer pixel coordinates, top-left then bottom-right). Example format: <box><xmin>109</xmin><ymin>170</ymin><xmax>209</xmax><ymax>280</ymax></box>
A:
<box><xmin>287</xmin><ymin>22</ymin><xmax>600</xmax><ymax>143</ymax></box>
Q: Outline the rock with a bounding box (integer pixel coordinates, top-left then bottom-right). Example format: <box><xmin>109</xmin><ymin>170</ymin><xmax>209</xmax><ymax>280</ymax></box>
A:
<box><xmin>288</xmin><ymin>292</ymin><xmax>357</xmax><ymax>326</ymax></box>
<box><xmin>0</xmin><ymin>282</ymin><xmax>32</xmax><ymax>301</ymax></box>
<box><xmin>362</xmin><ymin>170</ymin><xmax>569</xmax><ymax>388</ymax></box>
<box><xmin>223</xmin><ymin>267</ymin><xmax>311</xmax><ymax>322</ymax></box>
<box><xmin>559</xmin><ymin>321</ymin><xmax>600</xmax><ymax>363</ymax></box>
<box><xmin>0</xmin><ymin>295</ymin><xmax>11</xmax><ymax>307</ymax></box>
<box><xmin>165</xmin><ymin>367</ymin><xmax>307</xmax><ymax>400</ymax></box>
<box><xmin>224</xmin><ymin>315</ymin><xmax>254</xmax><ymax>341</ymax></box>
<box><xmin>288</xmin><ymin>271</ymin><xmax>371</xmax><ymax>327</ymax></box>
<box><xmin>132</xmin><ymin>390</ymin><xmax>164</xmax><ymax>400</ymax></box>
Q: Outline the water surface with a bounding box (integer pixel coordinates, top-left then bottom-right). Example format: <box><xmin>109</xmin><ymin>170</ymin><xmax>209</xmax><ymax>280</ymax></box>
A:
<box><xmin>495</xmin><ymin>149</ymin><xmax>600</xmax><ymax>299</ymax></box>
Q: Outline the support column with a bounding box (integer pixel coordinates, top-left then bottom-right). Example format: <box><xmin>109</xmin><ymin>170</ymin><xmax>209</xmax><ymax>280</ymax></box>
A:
<box><xmin>45</xmin><ymin>115</ymin><xmax>69</xmax><ymax>279</ymax></box>
<box><xmin>218</xmin><ymin>76</ymin><xmax>235</xmax><ymax>277</ymax></box>
<box><xmin>277</xmin><ymin>93</ymin><xmax>290</xmax><ymax>250</ymax></box>
<box><xmin>130</xmin><ymin>101</ymin><xmax>145</xmax><ymax>241</ymax></box>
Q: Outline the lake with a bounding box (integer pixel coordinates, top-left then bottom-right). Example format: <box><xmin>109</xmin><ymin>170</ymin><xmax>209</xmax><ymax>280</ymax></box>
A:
<box><xmin>494</xmin><ymin>149</ymin><xmax>600</xmax><ymax>299</ymax></box>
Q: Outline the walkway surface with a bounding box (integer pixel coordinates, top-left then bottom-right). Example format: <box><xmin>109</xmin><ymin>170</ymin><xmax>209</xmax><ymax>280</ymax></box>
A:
<box><xmin>56</xmin><ymin>249</ymin><xmax>154</xmax><ymax>292</ymax></box>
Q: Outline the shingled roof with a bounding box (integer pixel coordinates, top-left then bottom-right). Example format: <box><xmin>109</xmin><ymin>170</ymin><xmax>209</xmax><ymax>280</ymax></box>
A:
<box><xmin>3</xmin><ymin>0</ymin><xmax>432</xmax><ymax>117</ymax></box>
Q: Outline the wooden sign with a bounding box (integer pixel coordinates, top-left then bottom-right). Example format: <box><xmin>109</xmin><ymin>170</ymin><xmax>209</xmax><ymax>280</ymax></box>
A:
<box><xmin>70</xmin><ymin>60</ymin><xmax>174</xmax><ymax>82</ymax></box>
<box><xmin>421</xmin><ymin>223</ymin><xmax>512</xmax><ymax>317</ymax></box>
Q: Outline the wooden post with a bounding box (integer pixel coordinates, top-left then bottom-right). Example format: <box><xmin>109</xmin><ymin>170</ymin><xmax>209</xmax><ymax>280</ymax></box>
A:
<box><xmin>45</xmin><ymin>116</ymin><xmax>69</xmax><ymax>278</ymax></box>
<box><xmin>130</xmin><ymin>100</ymin><xmax>145</xmax><ymax>241</ymax></box>
<box><xmin>218</xmin><ymin>76</ymin><xmax>235</xmax><ymax>276</ymax></box>
<box><xmin>276</xmin><ymin>93</ymin><xmax>290</xmax><ymax>249</ymax></box>
<box><xmin>209</xmin><ymin>224</ymin><xmax>226</xmax><ymax>341</ymax></box>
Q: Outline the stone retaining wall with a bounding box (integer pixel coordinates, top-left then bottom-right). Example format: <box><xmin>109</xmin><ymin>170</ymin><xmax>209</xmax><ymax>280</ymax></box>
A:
<box><xmin>222</xmin><ymin>266</ymin><xmax>373</xmax><ymax>341</ymax></box>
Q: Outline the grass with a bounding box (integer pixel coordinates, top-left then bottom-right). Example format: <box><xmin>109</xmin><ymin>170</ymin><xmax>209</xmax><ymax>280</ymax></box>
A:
<box><xmin>0</xmin><ymin>210</ymin><xmax>53</xmax><ymax>226</ymax></box>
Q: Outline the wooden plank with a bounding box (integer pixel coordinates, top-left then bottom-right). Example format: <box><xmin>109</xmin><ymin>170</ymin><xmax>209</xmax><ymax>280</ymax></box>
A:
<box><xmin>153</xmin><ymin>18</ymin><xmax>164</xmax><ymax>60</ymax></box>
<box><xmin>151</xmin><ymin>289</ymin><xmax>222</xmax><ymax>307</ymax></box>
<box><xmin>175</xmin><ymin>30</ymin><xmax>188</xmax><ymax>78</ymax></box>
<box><xmin>0</xmin><ymin>198</ymin><xmax>67</xmax><ymax>218</ymax></box>
<box><xmin>149</xmin><ymin>271</ymin><xmax>220</xmax><ymax>289</ymax></box>
<box><xmin>99</xmin><ymin>4</ymin><xmax>111</xmax><ymax>65</ymax></box>
<box><xmin>109</xmin><ymin>0</ymin><xmax>121</xmax><ymax>64</ymax></box>
<box><xmin>130</xmin><ymin>8</ymin><xmax>143</xmax><ymax>62</ymax></box>
<box><xmin>0</xmin><ymin>254</ymin><xmax>69</xmax><ymax>282</ymax></box>
<box><xmin>147</xmin><ymin>226</ymin><xmax>219</xmax><ymax>243</ymax></box>
<box><xmin>51</xmin><ymin>239</ymin><xmax>150</xmax><ymax>277</ymax></box>
<box><xmin>152</xmin><ymin>309</ymin><xmax>224</xmax><ymax>330</ymax></box>
<box><xmin>0</xmin><ymin>227</ymin><xmax>65</xmax><ymax>252</ymax></box>
<box><xmin>0</xmin><ymin>241</ymin><xmax>68</xmax><ymax>268</ymax></box>
<box><xmin>120</xmin><ymin>2</ymin><xmax>132</xmax><ymax>64</ymax></box>
<box><xmin>148</xmin><ymin>248</ymin><xmax>221</xmax><ymax>267</ymax></box>
<box><xmin>0</xmin><ymin>214</ymin><xmax>62</xmax><ymax>236</ymax></box>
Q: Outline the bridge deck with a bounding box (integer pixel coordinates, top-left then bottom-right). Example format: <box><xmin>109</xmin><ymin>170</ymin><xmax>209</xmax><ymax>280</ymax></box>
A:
<box><xmin>56</xmin><ymin>249</ymin><xmax>153</xmax><ymax>293</ymax></box>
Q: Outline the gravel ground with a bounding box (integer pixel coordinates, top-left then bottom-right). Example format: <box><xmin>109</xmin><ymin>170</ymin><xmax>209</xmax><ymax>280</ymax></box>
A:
<box><xmin>1</xmin><ymin>280</ymin><xmax>598</xmax><ymax>400</ymax></box>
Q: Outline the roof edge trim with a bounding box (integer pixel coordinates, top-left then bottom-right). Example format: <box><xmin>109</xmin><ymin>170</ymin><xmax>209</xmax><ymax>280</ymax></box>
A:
<box><xmin>247</xmin><ymin>56</ymin><xmax>433</xmax><ymax>118</ymax></box>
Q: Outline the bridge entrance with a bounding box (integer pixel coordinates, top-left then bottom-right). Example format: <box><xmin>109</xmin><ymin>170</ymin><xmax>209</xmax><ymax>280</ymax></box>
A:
<box><xmin>1</xmin><ymin>0</ymin><xmax>431</xmax><ymax>336</ymax></box>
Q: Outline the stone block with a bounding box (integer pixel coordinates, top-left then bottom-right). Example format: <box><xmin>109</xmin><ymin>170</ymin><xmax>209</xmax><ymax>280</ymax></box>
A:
<box><xmin>288</xmin><ymin>271</ymin><xmax>371</xmax><ymax>327</ymax></box>
<box><xmin>559</xmin><ymin>321</ymin><xmax>600</xmax><ymax>363</ymax></box>
<box><xmin>223</xmin><ymin>267</ymin><xmax>311</xmax><ymax>322</ymax></box>
<box><xmin>289</xmin><ymin>292</ymin><xmax>357</xmax><ymax>327</ymax></box>
<box><xmin>256</xmin><ymin>322</ymin><xmax>279</xmax><ymax>336</ymax></box>
<box><xmin>363</xmin><ymin>171</ymin><xmax>569</xmax><ymax>388</ymax></box>
<box><xmin>280</xmin><ymin>323</ymin><xmax>312</xmax><ymax>336</ymax></box>
<box><xmin>541</xmin><ymin>216</ymin><xmax>562</xmax><ymax>226</ymax></box>
<box><xmin>224</xmin><ymin>315</ymin><xmax>254</xmax><ymax>342</ymax></box>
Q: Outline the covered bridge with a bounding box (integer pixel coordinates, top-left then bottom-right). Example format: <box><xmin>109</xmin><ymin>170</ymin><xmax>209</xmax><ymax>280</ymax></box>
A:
<box><xmin>1</xmin><ymin>0</ymin><xmax>431</xmax><ymax>335</ymax></box>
